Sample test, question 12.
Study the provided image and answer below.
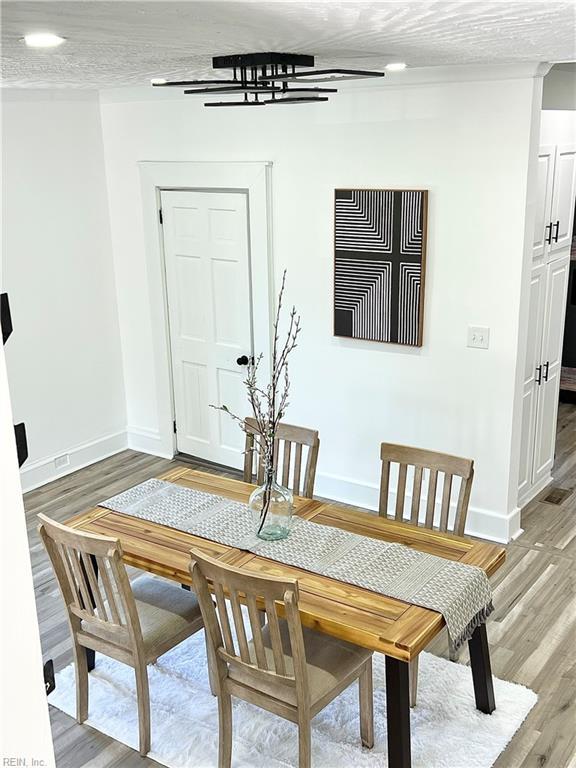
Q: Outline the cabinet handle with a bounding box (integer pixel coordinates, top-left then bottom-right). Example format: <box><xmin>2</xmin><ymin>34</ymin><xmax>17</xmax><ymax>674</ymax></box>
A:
<box><xmin>543</xmin><ymin>361</ymin><xmax>550</xmax><ymax>382</ymax></box>
<box><xmin>535</xmin><ymin>365</ymin><xmax>542</xmax><ymax>385</ymax></box>
<box><xmin>545</xmin><ymin>223</ymin><xmax>553</xmax><ymax>245</ymax></box>
<box><xmin>553</xmin><ymin>221</ymin><xmax>560</xmax><ymax>243</ymax></box>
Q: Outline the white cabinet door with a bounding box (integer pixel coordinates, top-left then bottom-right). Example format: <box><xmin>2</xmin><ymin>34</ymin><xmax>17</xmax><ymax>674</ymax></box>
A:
<box><xmin>161</xmin><ymin>190</ymin><xmax>252</xmax><ymax>468</ymax></box>
<box><xmin>533</xmin><ymin>145</ymin><xmax>556</xmax><ymax>263</ymax></box>
<box><xmin>532</xmin><ymin>257</ymin><xmax>570</xmax><ymax>485</ymax></box>
<box><xmin>549</xmin><ymin>144</ymin><xmax>576</xmax><ymax>256</ymax></box>
<box><xmin>518</xmin><ymin>265</ymin><xmax>546</xmax><ymax>499</ymax></box>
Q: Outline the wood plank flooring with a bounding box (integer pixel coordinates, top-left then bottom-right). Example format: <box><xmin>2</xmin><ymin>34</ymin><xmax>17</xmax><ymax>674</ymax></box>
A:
<box><xmin>24</xmin><ymin>410</ymin><xmax>576</xmax><ymax>767</ymax></box>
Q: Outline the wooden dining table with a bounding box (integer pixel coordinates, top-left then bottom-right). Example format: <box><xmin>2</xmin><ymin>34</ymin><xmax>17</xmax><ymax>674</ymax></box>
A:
<box><xmin>65</xmin><ymin>465</ymin><xmax>506</xmax><ymax>768</ymax></box>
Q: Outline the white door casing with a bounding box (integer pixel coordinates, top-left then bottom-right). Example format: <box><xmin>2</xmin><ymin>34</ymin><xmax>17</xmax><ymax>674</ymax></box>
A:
<box><xmin>532</xmin><ymin>145</ymin><xmax>555</xmax><ymax>263</ymax></box>
<box><xmin>138</xmin><ymin>161</ymin><xmax>273</xmax><ymax>460</ymax></box>
<box><xmin>532</xmin><ymin>257</ymin><xmax>570</xmax><ymax>485</ymax></box>
<box><xmin>161</xmin><ymin>190</ymin><xmax>252</xmax><ymax>467</ymax></box>
<box><xmin>549</xmin><ymin>144</ymin><xmax>576</xmax><ymax>256</ymax></box>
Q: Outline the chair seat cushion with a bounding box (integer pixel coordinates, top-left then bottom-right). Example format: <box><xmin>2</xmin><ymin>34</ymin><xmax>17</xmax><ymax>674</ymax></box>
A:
<box><xmin>131</xmin><ymin>574</ymin><xmax>203</xmax><ymax>656</ymax></box>
<box><xmin>232</xmin><ymin>619</ymin><xmax>371</xmax><ymax>706</ymax></box>
<box><xmin>82</xmin><ymin>574</ymin><xmax>203</xmax><ymax>660</ymax></box>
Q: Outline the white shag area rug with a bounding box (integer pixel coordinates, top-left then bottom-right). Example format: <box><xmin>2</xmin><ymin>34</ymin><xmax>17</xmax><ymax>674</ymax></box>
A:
<box><xmin>49</xmin><ymin>628</ymin><xmax>536</xmax><ymax>768</ymax></box>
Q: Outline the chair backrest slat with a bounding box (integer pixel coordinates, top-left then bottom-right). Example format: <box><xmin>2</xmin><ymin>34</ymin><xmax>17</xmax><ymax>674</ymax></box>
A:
<box><xmin>282</xmin><ymin>441</ymin><xmax>292</xmax><ymax>487</ymax></box>
<box><xmin>96</xmin><ymin>555</ymin><xmax>123</xmax><ymax>625</ymax></box>
<box><xmin>395</xmin><ymin>464</ymin><xmax>408</xmax><ymax>520</ymax></box>
<box><xmin>411</xmin><ymin>465</ymin><xmax>423</xmax><ymax>524</ymax></box>
<box><xmin>293</xmin><ymin>443</ymin><xmax>303</xmax><ymax>496</ymax></box>
<box><xmin>379</xmin><ymin>443</ymin><xmax>474</xmax><ymax>536</ymax></box>
<box><xmin>214</xmin><ymin>582</ymin><xmax>235</xmax><ymax>655</ymax></box>
<box><xmin>256</xmin><ymin>454</ymin><xmax>265</xmax><ymax>485</ymax></box>
<box><xmin>264</xmin><ymin>596</ymin><xmax>287</xmax><ymax>676</ymax></box>
<box><xmin>453</xmin><ymin>466</ymin><xmax>474</xmax><ymax>536</ymax></box>
<box><xmin>244</xmin><ymin>433</ymin><xmax>254</xmax><ymax>484</ymax></box>
<box><xmin>68</xmin><ymin>548</ymin><xmax>94</xmax><ymax>614</ymax></box>
<box><xmin>246</xmin><ymin>594</ymin><xmax>268</xmax><ymax>670</ymax></box>
<box><xmin>243</xmin><ymin>418</ymin><xmax>320</xmax><ymax>499</ymax></box>
<box><xmin>425</xmin><ymin>470</ymin><xmax>438</xmax><ymax>528</ymax></box>
<box><xmin>56</xmin><ymin>541</ymin><xmax>81</xmax><ymax>608</ymax></box>
<box><xmin>439</xmin><ymin>473</ymin><xmax>453</xmax><ymax>532</ymax></box>
<box><xmin>379</xmin><ymin>460</ymin><xmax>391</xmax><ymax>516</ymax></box>
<box><xmin>190</xmin><ymin>548</ymin><xmax>306</xmax><ymax>697</ymax></box>
<box><xmin>80</xmin><ymin>550</ymin><xmax>108</xmax><ymax>620</ymax></box>
<box><xmin>229</xmin><ymin>588</ymin><xmax>251</xmax><ymax>663</ymax></box>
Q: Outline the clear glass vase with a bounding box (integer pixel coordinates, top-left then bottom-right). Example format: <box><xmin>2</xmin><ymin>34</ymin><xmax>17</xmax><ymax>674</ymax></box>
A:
<box><xmin>249</xmin><ymin>473</ymin><xmax>294</xmax><ymax>541</ymax></box>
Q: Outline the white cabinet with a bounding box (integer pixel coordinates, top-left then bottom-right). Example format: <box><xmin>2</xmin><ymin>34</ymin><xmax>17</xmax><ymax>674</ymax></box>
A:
<box><xmin>533</xmin><ymin>143</ymin><xmax>576</xmax><ymax>265</ymax></box>
<box><xmin>518</xmin><ymin>257</ymin><xmax>570</xmax><ymax>503</ymax></box>
<box><xmin>519</xmin><ymin>138</ymin><xmax>575</xmax><ymax>505</ymax></box>
<box><xmin>532</xmin><ymin>146</ymin><xmax>555</xmax><ymax>262</ymax></box>
<box><xmin>550</xmin><ymin>145</ymin><xmax>576</xmax><ymax>255</ymax></box>
<box><xmin>518</xmin><ymin>266</ymin><xmax>547</xmax><ymax>500</ymax></box>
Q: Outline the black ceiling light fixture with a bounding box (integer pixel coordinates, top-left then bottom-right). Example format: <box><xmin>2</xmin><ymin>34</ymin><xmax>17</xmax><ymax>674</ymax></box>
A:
<box><xmin>152</xmin><ymin>52</ymin><xmax>384</xmax><ymax>107</ymax></box>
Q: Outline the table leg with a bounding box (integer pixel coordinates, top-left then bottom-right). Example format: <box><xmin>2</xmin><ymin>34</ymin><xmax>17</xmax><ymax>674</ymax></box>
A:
<box><xmin>385</xmin><ymin>656</ymin><xmax>412</xmax><ymax>768</ymax></box>
<box><xmin>468</xmin><ymin>623</ymin><xmax>495</xmax><ymax>714</ymax></box>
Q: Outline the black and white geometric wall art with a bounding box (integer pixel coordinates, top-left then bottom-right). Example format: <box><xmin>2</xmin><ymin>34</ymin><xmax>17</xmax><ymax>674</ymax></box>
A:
<box><xmin>334</xmin><ymin>189</ymin><xmax>428</xmax><ymax>346</ymax></box>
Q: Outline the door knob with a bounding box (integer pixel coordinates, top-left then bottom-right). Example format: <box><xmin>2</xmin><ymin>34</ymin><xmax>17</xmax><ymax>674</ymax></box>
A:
<box><xmin>553</xmin><ymin>221</ymin><xmax>560</xmax><ymax>243</ymax></box>
<box><xmin>545</xmin><ymin>223</ymin><xmax>552</xmax><ymax>245</ymax></box>
<box><xmin>236</xmin><ymin>355</ymin><xmax>250</xmax><ymax>366</ymax></box>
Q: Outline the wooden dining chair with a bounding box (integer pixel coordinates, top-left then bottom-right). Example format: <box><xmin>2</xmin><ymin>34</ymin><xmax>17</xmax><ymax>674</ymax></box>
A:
<box><xmin>243</xmin><ymin>417</ymin><xmax>320</xmax><ymax>498</ymax></box>
<box><xmin>189</xmin><ymin>548</ymin><xmax>374</xmax><ymax>768</ymax></box>
<box><xmin>38</xmin><ymin>514</ymin><xmax>204</xmax><ymax>756</ymax></box>
<box><xmin>378</xmin><ymin>442</ymin><xmax>475</xmax><ymax>706</ymax></box>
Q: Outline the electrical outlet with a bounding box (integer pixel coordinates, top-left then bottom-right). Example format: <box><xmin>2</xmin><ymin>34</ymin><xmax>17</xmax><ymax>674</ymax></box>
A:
<box><xmin>54</xmin><ymin>454</ymin><xmax>70</xmax><ymax>470</ymax></box>
<box><xmin>467</xmin><ymin>326</ymin><xmax>490</xmax><ymax>350</ymax></box>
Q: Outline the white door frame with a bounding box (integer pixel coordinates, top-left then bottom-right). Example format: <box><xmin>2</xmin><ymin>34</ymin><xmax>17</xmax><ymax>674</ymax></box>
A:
<box><xmin>139</xmin><ymin>161</ymin><xmax>274</xmax><ymax>458</ymax></box>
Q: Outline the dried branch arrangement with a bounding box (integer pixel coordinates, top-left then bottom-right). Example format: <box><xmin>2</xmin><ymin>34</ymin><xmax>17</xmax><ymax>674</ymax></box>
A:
<box><xmin>212</xmin><ymin>270</ymin><xmax>301</xmax><ymax>525</ymax></box>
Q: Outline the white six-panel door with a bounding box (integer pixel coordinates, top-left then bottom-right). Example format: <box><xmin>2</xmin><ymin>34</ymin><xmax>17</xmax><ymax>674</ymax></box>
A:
<box><xmin>161</xmin><ymin>190</ymin><xmax>252</xmax><ymax>468</ymax></box>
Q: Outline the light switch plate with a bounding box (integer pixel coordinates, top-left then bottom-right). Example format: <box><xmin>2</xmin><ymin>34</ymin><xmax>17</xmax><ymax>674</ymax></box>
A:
<box><xmin>467</xmin><ymin>326</ymin><xmax>490</xmax><ymax>350</ymax></box>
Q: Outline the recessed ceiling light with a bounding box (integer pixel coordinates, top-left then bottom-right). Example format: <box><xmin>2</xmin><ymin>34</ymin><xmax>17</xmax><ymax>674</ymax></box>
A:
<box><xmin>23</xmin><ymin>33</ymin><xmax>66</xmax><ymax>48</ymax></box>
<box><xmin>385</xmin><ymin>62</ymin><xmax>407</xmax><ymax>72</ymax></box>
<box><xmin>150</xmin><ymin>78</ymin><xmax>167</xmax><ymax>85</ymax></box>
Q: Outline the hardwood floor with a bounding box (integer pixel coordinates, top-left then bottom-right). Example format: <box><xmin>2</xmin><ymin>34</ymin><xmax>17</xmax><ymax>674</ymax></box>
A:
<box><xmin>24</xmin><ymin>409</ymin><xmax>576</xmax><ymax>767</ymax></box>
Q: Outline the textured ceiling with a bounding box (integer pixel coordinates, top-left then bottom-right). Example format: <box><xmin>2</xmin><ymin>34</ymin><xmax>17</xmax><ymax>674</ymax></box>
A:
<box><xmin>1</xmin><ymin>1</ymin><xmax>575</xmax><ymax>89</ymax></box>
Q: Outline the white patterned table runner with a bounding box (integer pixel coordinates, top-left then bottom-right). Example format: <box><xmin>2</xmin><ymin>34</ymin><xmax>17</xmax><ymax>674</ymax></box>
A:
<box><xmin>101</xmin><ymin>479</ymin><xmax>493</xmax><ymax>650</ymax></box>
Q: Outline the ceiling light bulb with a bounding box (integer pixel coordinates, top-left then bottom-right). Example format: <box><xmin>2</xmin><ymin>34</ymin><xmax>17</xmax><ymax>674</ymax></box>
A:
<box><xmin>151</xmin><ymin>78</ymin><xmax>167</xmax><ymax>85</ymax></box>
<box><xmin>23</xmin><ymin>33</ymin><xmax>66</xmax><ymax>48</ymax></box>
<box><xmin>385</xmin><ymin>62</ymin><xmax>407</xmax><ymax>72</ymax></box>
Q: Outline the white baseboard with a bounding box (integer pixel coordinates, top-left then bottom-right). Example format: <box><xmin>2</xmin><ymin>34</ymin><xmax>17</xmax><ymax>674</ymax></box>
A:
<box><xmin>315</xmin><ymin>470</ymin><xmax>520</xmax><ymax>543</ymax></box>
<box><xmin>464</xmin><ymin>504</ymin><xmax>522</xmax><ymax>544</ymax></box>
<box><xmin>20</xmin><ymin>431</ymin><xmax>128</xmax><ymax>493</ymax></box>
<box><xmin>126</xmin><ymin>425</ymin><xmax>174</xmax><ymax>460</ymax></box>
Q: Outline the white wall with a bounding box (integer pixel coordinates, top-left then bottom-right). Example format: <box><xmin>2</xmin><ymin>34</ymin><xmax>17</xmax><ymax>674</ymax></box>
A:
<box><xmin>543</xmin><ymin>64</ymin><xmax>576</xmax><ymax>111</ymax></box>
<box><xmin>0</xmin><ymin>343</ymin><xmax>55</xmax><ymax>767</ymax></box>
<box><xmin>1</xmin><ymin>91</ymin><xmax>127</xmax><ymax>490</ymax></box>
<box><xmin>99</xmin><ymin>64</ymin><xmax>544</xmax><ymax>542</ymax></box>
<box><xmin>540</xmin><ymin>109</ymin><xmax>576</xmax><ymax>145</ymax></box>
